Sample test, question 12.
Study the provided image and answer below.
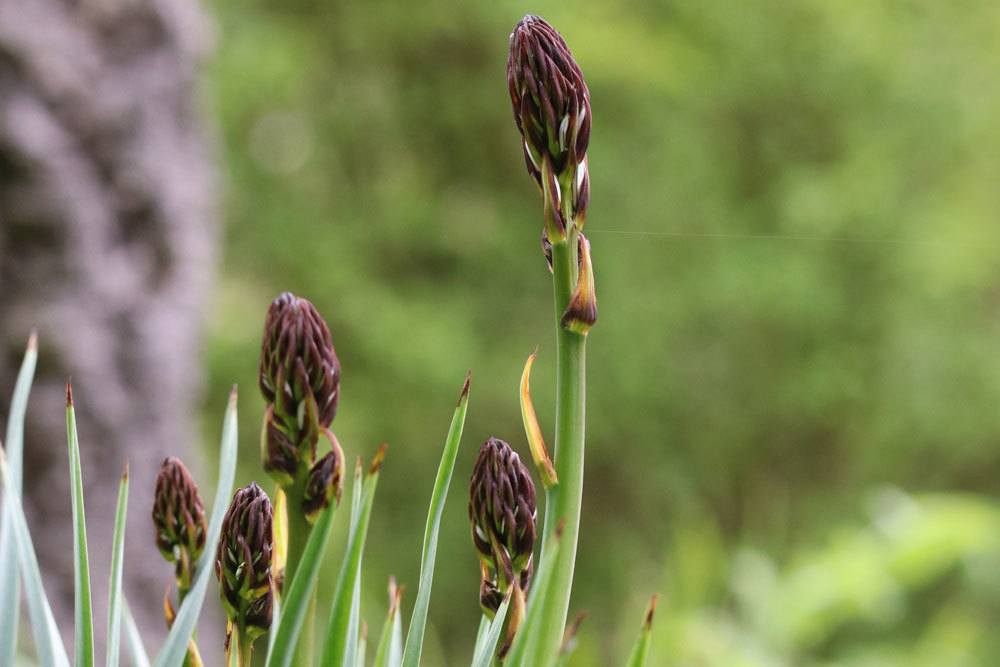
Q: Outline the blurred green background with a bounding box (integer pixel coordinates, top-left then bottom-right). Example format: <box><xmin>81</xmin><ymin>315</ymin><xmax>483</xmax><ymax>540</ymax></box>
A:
<box><xmin>201</xmin><ymin>0</ymin><xmax>1000</xmax><ymax>664</ymax></box>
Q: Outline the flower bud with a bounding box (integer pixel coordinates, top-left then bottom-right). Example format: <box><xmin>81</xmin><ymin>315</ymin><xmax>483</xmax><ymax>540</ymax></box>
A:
<box><xmin>302</xmin><ymin>448</ymin><xmax>344</xmax><ymax>523</ymax></box>
<box><xmin>259</xmin><ymin>292</ymin><xmax>341</xmax><ymax>484</ymax></box>
<box><xmin>215</xmin><ymin>482</ymin><xmax>274</xmax><ymax>641</ymax></box>
<box><xmin>508</xmin><ymin>15</ymin><xmax>591</xmax><ymax>233</ymax></box>
<box><xmin>469</xmin><ymin>437</ymin><xmax>537</xmax><ymax>609</ymax></box>
<box><xmin>152</xmin><ymin>457</ymin><xmax>207</xmax><ymax>582</ymax></box>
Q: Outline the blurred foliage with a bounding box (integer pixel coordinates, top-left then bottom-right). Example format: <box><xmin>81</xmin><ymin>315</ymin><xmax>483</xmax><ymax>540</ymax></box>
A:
<box><xmin>201</xmin><ymin>0</ymin><xmax>1000</xmax><ymax>664</ymax></box>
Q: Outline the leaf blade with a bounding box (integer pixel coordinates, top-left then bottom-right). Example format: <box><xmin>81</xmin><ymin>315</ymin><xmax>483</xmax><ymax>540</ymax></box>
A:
<box><xmin>470</xmin><ymin>595</ymin><xmax>510</xmax><ymax>667</ymax></box>
<box><xmin>400</xmin><ymin>375</ymin><xmax>470</xmax><ymax>667</ymax></box>
<box><xmin>66</xmin><ymin>386</ymin><xmax>95</xmax><ymax>667</ymax></box>
<box><xmin>320</xmin><ymin>446</ymin><xmax>385</xmax><ymax>667</ymax></box>
<box><xmin>106</xmin><ymin>466</ymin><xmax>130</xmax><ymax>667</ymax></box>
<box><xmin>264</xmin><ymin>491</ymin><xmax>339</xmax><ymax>667</ymax></box>
<box><xmin>0</xmin><ymin>332</ymin><xmax>37</xmax><ymax>663</ymax></box>
<box><xmin>0</xmin><ymin>446</ymin><xmax>71</xmax><ymax>667</ymax></box>
<box><xmin>624</xmin><ymin>595</ymin><xmax>658</xmax><ymax>667</ymax></box>
<box><xmin>153</xmin><ymin>386</ymin><xmax>239</xmax><ymax>667</ymax></box>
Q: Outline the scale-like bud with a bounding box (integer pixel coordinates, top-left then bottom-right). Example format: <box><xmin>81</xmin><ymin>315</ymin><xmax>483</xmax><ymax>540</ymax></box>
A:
<box><xmin>259</xmin><ymin>292</ymin><xmax>341</xmax><ymax>484</ymax></box>
<box><xmin>508</xmin><ymin>15</ymin><xmax>591</xmax><ymax>234</ymax></box>
<box><xmin>302</xmin><ymin>449</ymin><xmax>344</xmax><ymax>523</ymax></box>
<box><xmin>215</xmin><ymin>483</ymin><xmax>274</xmax><ymax>640</ymax></box>
<box><xmin>561</xmin><ymin>233</ymin><xmax>597</xmax><ymax>334</ymax></box>
<box><xmin>152</xmin><ymin>457</ymin><xmax>207</xmax><ymax>581</ymax></box>
<box><xmin>469</xmin><ymin>437</ymin><xmax>537</xmax><ymax>610</ymax></box>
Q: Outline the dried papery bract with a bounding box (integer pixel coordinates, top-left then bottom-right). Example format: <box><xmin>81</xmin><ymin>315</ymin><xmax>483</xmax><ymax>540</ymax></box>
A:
<box><xmin>469</xmin><ymin>437</ymin><xmax>537</xmax><ymax>655</ymax></box>
<box><xmin>152</xmin><ymin>457</ymin><xmax>207</xmax><ymax>594</ymax></box>
<box><xmin>215</xmin><ymin>482</ymin><xmax>274</xmax><ymax>665</ymax></box>
<box><xmin>259</xmin><ymin>292</ymin><xmax>341</xmax><ymax>486</ymax></box>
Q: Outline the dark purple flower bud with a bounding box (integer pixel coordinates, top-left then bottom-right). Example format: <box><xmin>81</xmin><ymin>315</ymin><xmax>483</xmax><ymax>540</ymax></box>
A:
<box><xmin>508</xmin><ymin>15</ymin><xmax>591</xmax><ymax>233</ymax></box>
<box><xmin>259</xmin><ymin>292</ymin><xmax>341</xmax><ymax>483</ymax></box>
<box><xmin>152</xmin><ymin>457</ymin><xmax>207</xmax><ymax>583</ymax></box>
<box><xmin>469</xmin><ymin>437</ymin><xmax>537</xmax><ymax>615</ymax></box>
<box><xmin>215</xmin><ymin>482</ymin><xmax>274</xmax><ymax>641</ymax></box>
<box><xmin>302</xmin><ymin>448</ymin><xmax>344</xmax><ymax>523</ymax></box>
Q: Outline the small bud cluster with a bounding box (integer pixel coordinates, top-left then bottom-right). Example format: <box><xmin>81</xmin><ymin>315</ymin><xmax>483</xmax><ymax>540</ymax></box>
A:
<box><xmin>215</xmin><ymin>483</ymin><xmax>275</xmax><ymax>642</ymax></box>
<box><xmin>259</xmin><ymin>292</ymin><xmax>344</xmax><ymax>508</ymax></box>
<box><xmin>469</xmin><ymin>437</ymin><xmax>537</xmax><ymax>613</ymax></box>
<box><xmin>152</xmin><ymin>457</ymin><xmax>207</xmax><ymax>588</ymax></box>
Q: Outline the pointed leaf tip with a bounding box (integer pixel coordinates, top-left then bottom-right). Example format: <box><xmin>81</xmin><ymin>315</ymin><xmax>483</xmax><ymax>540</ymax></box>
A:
<box><xmin>228</xmin><ymin>384</ymin><xmax>238</xmax><ymax>405</ymax></box>
<box><xmin>122</xmin><ymin>461</ymin><xmax>130</xmax><ymax>481</ymax></box>
<box><xmin>459</xmin><ymin>371</ymin><xmax>472</xmax><ymax>405</ymax></box>
<box><xmin>65</xmin><ymin>379</ymin><xmax>74</xmax><ymax>407</ymax></box>
<box><xmin>644</xmin><ymin>594</ymin><xmax>659</xmax><ymax>630</ymax></box>
<box><xmin>369</xmin><ymin>444</ymin><xmax>388</xmax><ymax>475</ymax></box>
<box><xmin>27</xmin><ymin>329</ymin><xmax>38</xmax><ymax>350</ymax></box>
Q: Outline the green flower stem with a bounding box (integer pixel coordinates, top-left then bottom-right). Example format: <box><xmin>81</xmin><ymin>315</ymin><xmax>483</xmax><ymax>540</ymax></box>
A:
<box><xmin>536</xmin><ymin>227</ymin><xmax>587</xmax><ymax>665</ymax></box>
<box><xmin>284</xmin><ymin>474</ymin><xmax>315</xmax><ymax>667</ymax></box>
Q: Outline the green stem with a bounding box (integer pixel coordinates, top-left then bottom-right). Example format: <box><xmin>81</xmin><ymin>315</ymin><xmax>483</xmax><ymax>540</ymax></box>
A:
<box><xmin>536</xmin><ymin>228</ymin><xmax>587</xmax><ymax>665</ymax></box>
<box><xmin>284</xmin><ymin>475</ymin><xmax>316</xmax><ymax>667</ymax></box>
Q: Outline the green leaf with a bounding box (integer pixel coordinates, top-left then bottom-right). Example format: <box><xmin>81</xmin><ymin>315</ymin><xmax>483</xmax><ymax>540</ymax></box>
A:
<box><xmin>356</xmin><ymin>622</ymin><xmax>367</xmax><ymax>667</ymax></box>
<box><xmin>320</xmin><ymin>447</ymin><xmax>385</xmax><ymax>667</ymax></box>
<box><xmin>66</xmin><ymin>386</ymin><xmax>95</xmax><ymax>667</ymax></box>
<box><xmin>265</xmin><ymin>489</ymin><xmax>339</xmax><ymax>667</ymax></box>
<box><xmin>624</xmin><ymin>596</ymin><xmax>658</xmax><ymax>667</ymax></box>
<box><xmin>0</xmin><ymin>447</ymin><xmax>71</xmax><ymax>667</ymax></box>
<box><xmin>400</xmin><ymin>374</ymin><xmax>470</xmax><ymax>667</ymax></box>
<box><xmin>501</xmin><ymin>527</ymin><xmax>564</xmax><ymax>667</ymax></box>
<box><xmin>0</xmin><ymin>332</ymin><xmax>37</xmax><ymax>663</ymax></box>
<box><xmin>106</xmin><ymin>466</ymin><xmax>129</xmax><ymax>667</ymax></box>
<box><xmin>372</xmin><ymin>579</ymin><xmax>403</xmax><ymax>667</ymax></box>
<box><xmin>469</xmin><ymin>595</ymin><xmax>511</xmax><ymax>667</ymax></box>
<box><xmin>122</xmin><ymin>600</ymin><xmax>151</xmax><ymax>667</ymax></box>
<box><xmin>469</xmin><ymin>615</ymin><xmax>490</xmax><ymax>664</ymax></box>
<box><xmin>154</xmin><ymin>386</ymin><xmax>239</xmax><ymax>667</ymax></box>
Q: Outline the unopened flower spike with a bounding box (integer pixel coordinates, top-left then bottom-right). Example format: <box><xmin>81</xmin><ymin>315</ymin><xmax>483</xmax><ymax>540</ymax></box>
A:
<box><xmin>561</xmin><ymin>233</ymin><xmax>597</xmax><ymax>335</ymax></box>
<box><xmin>469</xmin><ymin>438</ymin><xmax>537</xmax><ymax>595</ymax></box>
<box><xmin>152</xmin><ymin>457</ymin><xmax>207</xmax><ymax>592</ymax></box>
<box><xmin>259</xmin><ymin>292</ymin><xmax>341</xmax><ymax>486</ymax></box>
<box><xmin>216</xmin><ymin>482</ymin><xmax>274</xmax><ymax>661</ymax></box>
<box><xmin>508</xmin><ymin>15</ymin><xmax>591</xmax><ymax>233</ymax></box>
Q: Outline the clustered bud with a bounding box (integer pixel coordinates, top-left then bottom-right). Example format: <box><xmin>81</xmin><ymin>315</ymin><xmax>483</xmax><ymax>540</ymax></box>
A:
<box><xmin>259</xmin><ymin>292</ymin><xmax>341</xmax><ymax>486</ymax></box>
<box><xmin>152</xmin><ymin>457</ymin><xmax>207</xmax><ymax>588</ymax></box>
<box><xmin>508</xmin><ymin>15</ymin><xmax>591</xmax><ymax>237</ymax></box>
<box><xmin>469</xmin><ymin>437</ymin><xmax>537</xmax><ymax>613</ymax></box>
<box><xmin>216</xmin><ymin>483</ymin><xmax>274</xmax><ymax>644</ymax></box>
<box><xmin>302</xmin><ymin>449</ymin><xmax>344</xmax><ymax>523</ymax></box>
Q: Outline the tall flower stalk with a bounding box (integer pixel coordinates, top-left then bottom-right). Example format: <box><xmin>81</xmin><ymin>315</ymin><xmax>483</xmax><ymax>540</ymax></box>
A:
<box><xmin>259</xmin><ymin>291</ymin><xmax>344</xmax><ymax>665</ymax></box>
<box><xmin>507</xmin><ymin>14</ymin><xmax>596</xmax><ymax>664</ymax></box>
